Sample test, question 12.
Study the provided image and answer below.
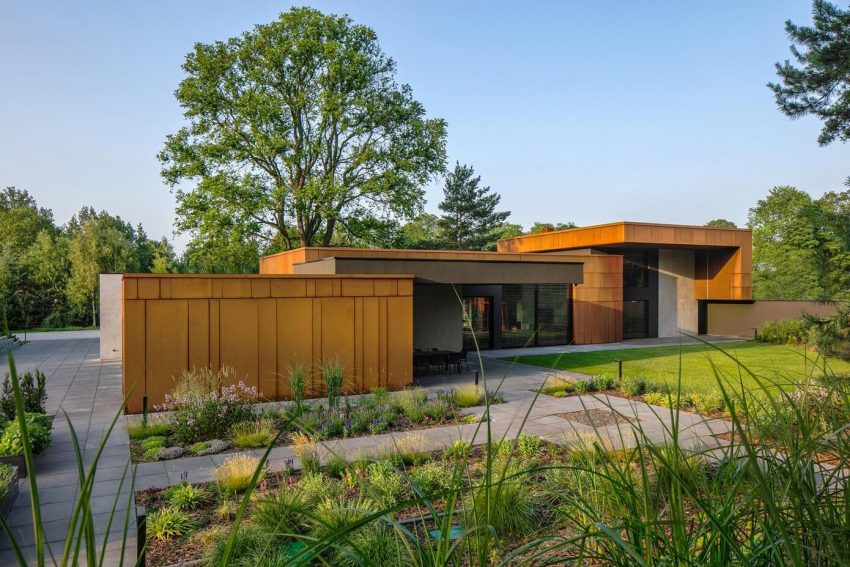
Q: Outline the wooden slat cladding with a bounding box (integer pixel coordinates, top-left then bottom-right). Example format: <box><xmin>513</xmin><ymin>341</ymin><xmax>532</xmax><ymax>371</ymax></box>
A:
<box><xmin>122</xmin><ymin>274</ymin><xmax>414</xmax><ymax>414</ymax></box>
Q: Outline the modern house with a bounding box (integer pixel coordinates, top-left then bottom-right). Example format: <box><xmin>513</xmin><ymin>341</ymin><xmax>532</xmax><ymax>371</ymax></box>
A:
<box><xmin>120</xmin><ymin>220</ymin><xmax>834</xmax><ymax>413</ymax></box>
<box><xmin>259</xmin><ymin>221</ymin><xmax>752</xmax><ymax>350</ymax></box>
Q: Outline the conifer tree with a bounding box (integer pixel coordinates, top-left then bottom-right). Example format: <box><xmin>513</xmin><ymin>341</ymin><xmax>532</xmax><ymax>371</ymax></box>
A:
<box><xmin>437</xmin><ymin>163</ymin><xmax>510</xmax><ymax>250</ymax></box>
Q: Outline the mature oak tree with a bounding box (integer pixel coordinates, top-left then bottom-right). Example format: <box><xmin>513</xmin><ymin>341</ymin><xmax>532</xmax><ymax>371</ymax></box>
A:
<box><xmin>160</xmin><ymin>8</ymin><xmax>447</xmax><ymax>252</ymax></box>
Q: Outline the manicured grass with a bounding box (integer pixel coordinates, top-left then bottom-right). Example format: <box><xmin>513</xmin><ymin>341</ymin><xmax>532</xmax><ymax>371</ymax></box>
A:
<box><xmin>508</xmin><ymin>341</ymin><xmax>850</xmax><ymax>393</ymax></box>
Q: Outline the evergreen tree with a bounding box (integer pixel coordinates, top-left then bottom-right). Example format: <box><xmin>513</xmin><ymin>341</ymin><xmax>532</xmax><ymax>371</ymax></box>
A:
<box><xmin>770</xmin><ymin>1</ymin><xmax>850</xmax><ymax>181</ymax></box>
<box><xmin>437</xmin><ymin>163</ymin><xmax>510</xmax><ymax>250</ymax></box>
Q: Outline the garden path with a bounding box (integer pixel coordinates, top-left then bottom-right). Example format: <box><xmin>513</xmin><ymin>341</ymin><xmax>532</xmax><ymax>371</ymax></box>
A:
<box><xmin>0</xmin><ymin>336</ymin><xmax>134</xmax><ymax>566</ymax></box>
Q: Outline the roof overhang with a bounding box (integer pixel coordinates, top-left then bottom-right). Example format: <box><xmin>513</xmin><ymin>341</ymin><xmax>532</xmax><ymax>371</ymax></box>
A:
<box><xmin>291</xmin><ymin>257</ymin><xmax>583</xmax><ymax>285</ymax></box>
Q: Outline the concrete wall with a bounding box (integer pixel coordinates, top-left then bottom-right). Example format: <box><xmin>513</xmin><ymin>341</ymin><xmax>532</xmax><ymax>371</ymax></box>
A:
<box><xmin>707</xmin><ymin>301</ymin><xmax>843</xmax><ymax>338</ymax></box>
<box><xmin>99</xmin><ymin>274</ymin><xmax>122</xmax><ymax>361</ymax></box>
<box><xmin>657</xmin><ymin>249</ymin><xmax>697</xmax><ymax>337</ymax></box>
<box><xmin>413</xmin><ymin>284</ymin><xmax>463</xmax><ymax>351</ymax></box>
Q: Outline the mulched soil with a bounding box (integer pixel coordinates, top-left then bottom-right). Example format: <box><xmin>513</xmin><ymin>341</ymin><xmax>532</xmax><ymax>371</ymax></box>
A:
<box><xmin>557</xmin><ymin>408</ymin><xmax>631</xmax><ymax>427</ymax></box>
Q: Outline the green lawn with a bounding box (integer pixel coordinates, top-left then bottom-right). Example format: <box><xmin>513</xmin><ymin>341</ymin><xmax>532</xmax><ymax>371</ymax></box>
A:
<box><xmin>507</xmin><ymin>341</ymin><xmax>850</xmax><ymax>393</ymax></box>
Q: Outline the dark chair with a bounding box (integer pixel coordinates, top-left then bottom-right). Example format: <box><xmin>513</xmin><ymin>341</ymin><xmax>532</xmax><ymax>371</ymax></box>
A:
<box><xmin>447</xmin><ymin>349</ymin><xmax>469</xmax><ymax>373</ymax></box>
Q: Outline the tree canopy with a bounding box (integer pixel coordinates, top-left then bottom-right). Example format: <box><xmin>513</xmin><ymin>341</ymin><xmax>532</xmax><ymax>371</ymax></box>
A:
<box><xmin>437</xmin><ymin>162</ymin><xmax>510</xmax><ymax>251</ymax></box>
<box><xmin>770</xmin><ymin>1</ymin><xmax>850</xmax><ymax>148</ymax></box>
<box><xmin>0</xmin><ymin>189</ymin><xmax>177</xmax><ymax>330</ymax></box>
<box><xmin>160</xmin><ymin>7</ymin><xmax>447</xmax><ymax>252</ymax></box>
<box><xmin>748</xmin><ymin>186</ymin><xmax>850</xmax><ymax>300</ymax></box>
<box><xmin>704</xmin><ymin>219</ymin><xmax>738</xmax><ymax>228</ymax></box>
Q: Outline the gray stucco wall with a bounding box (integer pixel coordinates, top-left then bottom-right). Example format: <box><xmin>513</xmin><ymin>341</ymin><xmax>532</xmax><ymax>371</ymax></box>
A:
<box><xmin>657</xmin><ymin>249</ymin><xmax>698</xmax><ymax>337</ymax></box>
<box><xmin>99</xmin><ymin>274</ymin><xmax>122</xmax><ymax>361</ymax></box>
<box><xmin>413</xmin><ymin>284</ymin><xmax>463</xmax><ymax>351</ymax></box>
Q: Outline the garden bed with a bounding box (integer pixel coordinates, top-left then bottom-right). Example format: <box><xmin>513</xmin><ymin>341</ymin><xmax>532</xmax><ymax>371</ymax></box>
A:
<box><xmin>137</xmin><ymin>434</ymin><xmax>568</xmax><ymax>567</ymax></box>
<box><xmin>128</xmin><ymin>371</ymin><xmax>501</xmax><ymax>464</ymax></box>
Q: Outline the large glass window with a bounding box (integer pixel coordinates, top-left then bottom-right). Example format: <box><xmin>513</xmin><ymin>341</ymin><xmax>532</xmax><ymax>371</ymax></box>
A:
<box><xmin>463</xmin><ymin>297</ymin><xmax>492</xmax><ymax>350</ymax></box>
<box><xmin>501</xmin><ymin>284</ymin><xmax>570</xmax><ymax>348</ymax></box>
<box><xmin>623</xmin><ymin>300</ymin><xmax>649</xmax><ymax>339</ymax></box>
<box><xmin>501</xmin><ymin>285</ymin><xmax>537</xmax><ymax>348</ymax></box>
<box><xmin>623</xmin><ymin>250</ymin><xmax>650</xmax><ymax>288</ymax></box>
<box><xmin>536</xmin><ymin>284</ymin><xmax>570</xmax><ymax>346</ymax></box>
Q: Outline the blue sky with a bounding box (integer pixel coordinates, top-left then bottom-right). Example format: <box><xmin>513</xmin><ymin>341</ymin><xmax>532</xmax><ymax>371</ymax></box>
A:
<box><xmin>1</xmin><ymin>1</ymin><xmax>845</xmax><ymax>249</ymax></box>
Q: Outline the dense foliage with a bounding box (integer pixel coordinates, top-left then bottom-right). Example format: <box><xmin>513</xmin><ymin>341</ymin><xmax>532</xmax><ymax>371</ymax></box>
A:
<box><xmin>748</xmin><ymin>186</ymin><xmax>850</xmax><ymax>300</ymax></box>
<box><xmin>0</xmin><ymin>187</ymin><xmax>177</xmax><ymax>329</ymax></box>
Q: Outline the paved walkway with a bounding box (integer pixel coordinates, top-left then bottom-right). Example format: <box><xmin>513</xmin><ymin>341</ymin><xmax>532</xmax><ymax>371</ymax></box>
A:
<box><xmin>0</xmin><ymin>335</ymin><xmax>741</xmax><ymax>565</ymax></box>
<box><xmin>0</xmin><ymin>337</ymin><xmax>133</xmax><ymax>566</ymax></box>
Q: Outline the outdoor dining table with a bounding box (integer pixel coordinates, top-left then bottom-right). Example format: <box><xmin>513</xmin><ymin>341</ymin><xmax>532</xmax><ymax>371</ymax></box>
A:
<box><xmin>413</xmin><ymin>350</ymin><xmax>456</xmax><ymax>374</ymax></box>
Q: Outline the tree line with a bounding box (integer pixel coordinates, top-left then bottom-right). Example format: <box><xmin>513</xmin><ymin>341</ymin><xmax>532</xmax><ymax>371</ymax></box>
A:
<box><xmin>0</xmin><ymin>187</ymin><xmax>178</xmax><ymax>330</ymax></box>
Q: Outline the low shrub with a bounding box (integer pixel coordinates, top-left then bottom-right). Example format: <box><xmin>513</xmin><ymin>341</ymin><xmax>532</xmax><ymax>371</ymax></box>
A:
<box><xmin>157</xmin><ymin>367</ymin><xmax>257</xmax><ymax>445</ymax></box>
<box><xmin>756</xmin><ymin>318</ymin><xmax>809</xmax><ymax>344</ymax></box>
<box><xmin>127</xmin><ymin>421</ymin><xmax>172</xmax><ymax>440</ymax></box>
<box><xmin>253</xmin><ymin>488</ymin><xmax>309</xmax><ymax>535</ymax></box>
<box><xmin>298</xmin><ymin>472</ymin><xmax>343</xmax><ymax>505</ymax></box>
<box><xmin>618</xmin><ymin>375</ymin><xmax>646</xmax><ymax>397</ymax></box>
<box><xmin>188</xmin><ymin>441</ymin><xmax>210</xmax><ymax>455</ymax></box>
<box><xmin>453</xmin><ymin>384</ymin><xmax>484</xmax><ymax>408</ymax></box>
<box><xmin>311</xmin><ymin>495</ymin><xmax>378</xmax><ymax>540</ymax></box>
<box><xmin>443</xmin><ymin>439</ymin><xmax>472</xmax><ymax>460</ymax></box>
<box><xmin>365</xmin><ymin>461</ymin><xmax>407</xmax><ymax>506</ymax></box>
<box><xmin>370</xmin><ymin>386</ymin><xmax>389</xmax><ymax>404</ymax></box>
<box><xmin>146</xmin><ymin>506</ymin><xmax>195</xmax><ymax>541</ymax></box>
<box><xmin>229</xmin><ymin>418</ymin><xmax>276</xmax><ymax>448</ymax></box>
<box><xmin>517</xmin><ymin>433</ymin><xmax>542</xmax><ymax>459</ymax></box>
<box><xmin>689</xmin><ymin>390</ymin><xmax>726</xmax><ymax>414</ymax></box>
<box><xmin>164</xmin><ymin>483</ymin><xmax>208</xmax><ymax>510</ymax></box>
<box><xmin>333</xmin><ymin>522</ymin><xmax>409</xmax><ymax>567</ymax></box>
<box><xmin>0</xmin><ymin>369</ymin><xmax>47</xmax><ymax>420</ymax></box>
<box><xmin>465</xmin><ymin>461</ymin><xmax>538</xmax><ymax>538</ymax></box>
<box><xmin>213</xmin><ymin>454</ymin><xmax>265</xmax><ymax>492</ymax></box>
<box><xmin>591</xmin><ymin>375</ymin><xmax>616</xmax><ymax>390</ymax></box>
<box><xmin>325</xmin><ymin>454</ymin><xmax>349</xmax><ymax>479</ymax></box>
<box><xmin>410</xmin><ymin>461</ymin><xmax>458</xmax><ymax>498</ymax></box>
<box><xmin>573</xmin><ymin>380</ymin><xmax>592</xmax><ymax>394</ymax></box>
<box><xmin>643</xmin><ymin>391</ymin><xmax>669</xmax><ymax>407</ymax></box>
<box><xmin>204</xmin><ymin>524</ymin><xmax>275</xmax><ymax>566</ymax></box>
<box><xmin>143</xmin><ymin>447</ymin><xmax>163</xmax><ymax>461</ymax></box>
<box><xmin>292</xmin><ymin>432</ymin><xmax>320</xmax><ymax>474</ymax></box>
<box><xmin>0</xmin><ymin>463</ymin><xmax>15</xmax><ymax>501</ymax></box>
<box><xmin>140</xmin><ymin>436</ymin><xmax>167</xmax><ymax>451</ymax></box>
<box><xmin>0</xmin><ymin>412</ymin><xmax>52</xmax><ymax>455</ymax></box>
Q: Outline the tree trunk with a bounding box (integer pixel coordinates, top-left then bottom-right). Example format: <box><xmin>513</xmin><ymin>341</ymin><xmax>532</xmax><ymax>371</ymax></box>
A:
<box><xmin>91</xmin><ymin>297</ymin><xmax>97</xmax><ymax>328</ymax></box>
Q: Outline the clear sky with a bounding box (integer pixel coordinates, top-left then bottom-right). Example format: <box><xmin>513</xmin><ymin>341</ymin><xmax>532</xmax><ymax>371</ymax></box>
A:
<box><xmin>1</xmin><ymin>1</ymin><xmax>846</xmax><ymax>249</ymax></box>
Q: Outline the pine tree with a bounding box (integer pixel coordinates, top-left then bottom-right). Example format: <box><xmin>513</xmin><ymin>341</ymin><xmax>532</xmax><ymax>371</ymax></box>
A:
<box><xmin>437</xmin><ymin>163</ymin><xmax>510</xmax><ymax>250</ymax></box>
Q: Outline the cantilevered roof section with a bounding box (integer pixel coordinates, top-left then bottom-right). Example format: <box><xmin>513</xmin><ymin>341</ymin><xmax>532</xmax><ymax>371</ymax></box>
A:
<box><xmin>260</xmin><ymin>247</ymin><xmax>584</xmax><ymax>284</ymax></box>
<box><xmin>496</xmin><ymin>221</ymin><xmax>752</xmax><ymax>253</ymax></box>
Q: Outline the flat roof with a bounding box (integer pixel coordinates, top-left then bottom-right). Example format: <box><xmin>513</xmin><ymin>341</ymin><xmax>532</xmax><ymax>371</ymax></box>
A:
<box><xmin>496</xmin><ymin>221</ymin><xmax>751</xmax><ymax>253</ymax></box>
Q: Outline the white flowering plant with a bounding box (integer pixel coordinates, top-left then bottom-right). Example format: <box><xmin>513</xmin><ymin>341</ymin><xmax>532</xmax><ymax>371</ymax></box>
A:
<box><xmin>158</xmin><ymin>381</ymin><xmax>258</xmax><ymax>444</ymax></box>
